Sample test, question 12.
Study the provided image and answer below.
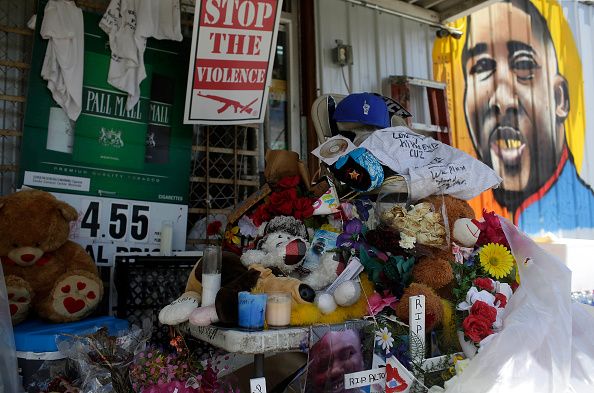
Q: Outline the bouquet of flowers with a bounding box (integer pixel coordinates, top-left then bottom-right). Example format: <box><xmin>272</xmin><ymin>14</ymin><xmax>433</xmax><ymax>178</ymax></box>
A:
<box><xmin>451</xmin><ymin>210</ymin><xmax>519</xmax><ymax>357</ymax></box>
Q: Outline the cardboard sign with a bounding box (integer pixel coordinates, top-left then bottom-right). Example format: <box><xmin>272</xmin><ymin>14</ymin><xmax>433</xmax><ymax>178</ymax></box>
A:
<box><xmin>184</xmin><ymin>0</ymin><xmax>284</xmax><ymax>124</ymax></box>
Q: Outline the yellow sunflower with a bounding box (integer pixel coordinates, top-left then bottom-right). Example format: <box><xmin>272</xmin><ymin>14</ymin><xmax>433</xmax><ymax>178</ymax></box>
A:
<box><xmin>224</xmin><ymin>226</ymin><xmax>241</xmax><ymax>245</ymax></box>
<box><xmin>478</xmin><ymin>243</ymin><xmax>514</xmax><ymax>279</ymax></box>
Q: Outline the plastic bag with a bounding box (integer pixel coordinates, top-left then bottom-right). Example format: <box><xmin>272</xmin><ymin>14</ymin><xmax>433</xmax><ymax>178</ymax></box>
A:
<box><xmin>0</xmin><ymin>263</ymin><xmax>20</xmax><ymax>393</ymax></box>
<box><xmin>441</xmin><ymin>217</ymin><xmax>594</xmax><ymax>393</ymax></box>
<box><xmin>56</xmin><ymin>321</ymin><xmax>151</xmax><ymax>393</ymax></box>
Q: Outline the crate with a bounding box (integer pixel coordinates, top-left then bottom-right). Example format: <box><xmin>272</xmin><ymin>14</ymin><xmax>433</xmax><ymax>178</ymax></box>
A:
<box><xmin>113</xmin><ymin>255</ymin><xmax>199</xmax><ymax>345</ymax></box>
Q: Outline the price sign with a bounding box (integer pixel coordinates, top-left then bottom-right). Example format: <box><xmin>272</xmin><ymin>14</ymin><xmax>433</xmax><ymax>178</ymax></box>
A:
<box><xmin>53</xmin><ymin>192</ymin><xmax>187</xmax><ymax>266</ymax></box>
<box><xmin>250</xmin><ymin>377</ymin><xmax>267</xmax><ymax>393</ymax></box>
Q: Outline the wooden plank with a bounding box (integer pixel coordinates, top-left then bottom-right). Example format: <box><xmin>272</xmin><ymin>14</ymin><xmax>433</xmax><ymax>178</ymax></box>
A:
<box><xmin>189</xmin><ymin>176</ymin><xmax>259</xmax><ymax>186</ymax></box>
<box><xmin>0</xmin><ymin>94</ymin><xmax>26</xmax><ymax>103</ymax></box>
<box><xmin>0</xmin><ymin>164</ymin><xmax>18</xmax><ymax>172</ymax></box>
<box><xmin>0</xmin><ymin>129</ymin><xmax>22</xmax><ymax>137</ymax></box>
<box><xmin>192</xmin><ymin>145</ymin><xmax>258</xmax><ymax>156</ymax></box>
<box><xmin>0</xmin><ymin>60</ymin><xmax>30</xmax><ymax>69</ymax></box>
<box><xmin>0</xmin><ymin>25</ymin><xmax>33</xmax><ymax>36</ymax></box>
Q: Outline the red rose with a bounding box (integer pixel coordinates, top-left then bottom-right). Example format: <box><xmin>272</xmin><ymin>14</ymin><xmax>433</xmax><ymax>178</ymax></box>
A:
<box><xmin>269</xmin><ymin>189</ymin><xmax>298</xmax><ymax>215</ymax></box>
<box><xmin>251</xmin><ymin>204</ymin><xmax>271</xmax><ymax>227</ymax></box>
<box><xmin>472</xmin><ymin>210</ymin><xmax>510</xmax><ymax>248</ymax></box>
<box><xmin>473</xmin><ymin>277</ymin><xmax>494</xmax><ymax>292</ymax></box>
<box><xmin>276</xmin><ymin>176</ymin><xmax>301</xmax><ymax>190</ymax></box>
<box><xmin>494</xmin><ymin>293</ymin><xmax>507</xmax><ymax>308</ymax></box>
<box><xmin>293</xmin><ymin>197</ymin><xmax>315</xmax><ymax>220</ymax></box>
<box><xmin>462</xmin><ymin>314</ymin><xmax>493</xmax><ymax>343</ymax></box>
<box><xmin>206</xmin><ymin>221</ymin><xmax>222</xmax><ymax>237</ymax></box>
<box><xmin>470</xmin><ymin>300</ymin><xmax>497</xmax><ymax>324</ymax></box>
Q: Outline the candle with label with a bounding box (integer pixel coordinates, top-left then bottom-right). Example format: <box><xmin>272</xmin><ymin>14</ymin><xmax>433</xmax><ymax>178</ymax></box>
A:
<box><xmin>238</xmin><ymin>291</ymin><xmax>267</xmax><ymax>330</ymax></box>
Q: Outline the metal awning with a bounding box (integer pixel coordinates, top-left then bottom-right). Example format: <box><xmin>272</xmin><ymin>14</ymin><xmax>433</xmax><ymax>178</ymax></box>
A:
<box><xmin>342</xmin><ymin>0</ymin><xmax>500</xmax><ymax>28</ymax></box>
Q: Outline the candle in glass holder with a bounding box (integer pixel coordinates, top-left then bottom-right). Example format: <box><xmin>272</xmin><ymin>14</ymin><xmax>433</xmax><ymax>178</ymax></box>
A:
<box><xmin>238</xmin><ymin>291</ymin><xmax>267</xmax><ymax>330</ymax></box>
<box><xmin>201</xmin><ymin>245</ymin><xmax>222</xmax><ymax>307</ymax></box>
<box><xmin>159</xmin><ymin>220</ymin><xmax>173</xmax><ymax>256</ymax></box>
<box><xmin>265</xmin><ymin>292</ymin><xmax>292</xmax><ymax>327</ymax></box>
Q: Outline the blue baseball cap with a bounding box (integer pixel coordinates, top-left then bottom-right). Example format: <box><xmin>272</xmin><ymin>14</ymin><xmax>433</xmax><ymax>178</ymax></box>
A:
<box><xmin>333</xmin><ymin>92</ymin><xmax>390</xmax><ymax>129</ymax></box>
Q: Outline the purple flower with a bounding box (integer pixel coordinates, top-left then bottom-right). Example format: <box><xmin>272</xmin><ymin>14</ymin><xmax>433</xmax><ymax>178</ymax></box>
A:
<box><xmin>353</xmin><ymin>199</ymin><xmax>372</xmax><ymax>221</ymax></box>
<box><xmin>337</xmin><ymin>218</ymin><xmax>364</xmax><ymax>249</ymax></box>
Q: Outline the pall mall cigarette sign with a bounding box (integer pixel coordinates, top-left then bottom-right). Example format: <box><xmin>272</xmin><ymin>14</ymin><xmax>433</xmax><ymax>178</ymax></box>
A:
<box><xmin>184</xmin><ymin>0</ymin><xmax>283</xmax><ymax>124</ymax></box>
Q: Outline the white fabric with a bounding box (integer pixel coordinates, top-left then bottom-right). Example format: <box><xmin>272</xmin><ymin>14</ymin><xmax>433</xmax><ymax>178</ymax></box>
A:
<box><xmin>100</xmin><ymin>0</ymin><xmax>182</xmax><ymax>110</ymax></box>
<box><xmin>440</xmin><ymin>217</ymin><xmax>594</xmax><ymax>393</ymax></box>
<box><xmin>360</xmin><ymin>127</ymin><xmax>502</xmax><ymax>201</ymax></box>
<box><xmin>40</xmin><ymin>0</ymin><xmax>84</xmax><ymax>121</ymax></box>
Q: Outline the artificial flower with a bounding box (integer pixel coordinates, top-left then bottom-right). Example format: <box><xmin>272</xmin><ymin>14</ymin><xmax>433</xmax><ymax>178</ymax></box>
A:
<box><xmin>367</xmin><ymin>292</ymin><xmax>397</xmax><ymax>316</ymax></box>
<box><xmin>269</xmin><ymin>189</ymin><xmax>298</xmax><ymax>215</ymax></box>
<box><xmin>472</xmin><ymin>210</ymin><xmax>510</xmax><ymax>248</ymax></box>
<box><xmin>473</xmin><ymin>277</ymin><xmax>495</xmax><ymax>292</ymax></box>
<box><xmin>206</xmin><ymin>221</ymin><xmax>222</xmax><ymax>237</ymax></box>
<box><xmin>237</xmin><ymin>215</ymin><xmax>258</xmax><ymax>238</ymax></box>
<box><xmin>353</xmin><ymin>198</ymin><xmax>373</xmax><ymax>221</ymax></box>
<box><xmin>462</xmin><ymin>314</ymin><xmax>493</xmax><ymax>343</ymax></box>
<box><xmin>479</xmin><ymin>243</ymin><xmax>514</xmax><ymax>279</ymax></box>
<box><xmin>337</xmin><ymin>218</ymin><xmax>364</xmax><ymax>250</ymax></box>
<box><xmin>494</xmin><ymin>293</ymin><xmax>507</xmax><ymax>308</ymax></box>
<box><xmin>251</xmin><ymin>204</ymin><xmax>271</xmax><ymax>227</ymax></box>
<box><xmin>457</xmin><ymin>287</ymin><xmax>496</xmax><ymax>311</ymax></box>
<box><xmin>399</xmin><ymin>233</ymin><xmax>416</xmax><ymax>249</ymax></box>
<box><xmin>470</xmin><ymin>300</ymin><xmax>497</xmax><ymax>324</ymax></box>
<box><xmin>276</xmin><ymin>175</ymin><xmax>301</xmax><ymax>189</ymax></box>
<box><xmin>292</xmin><ymin>197</ymin><xmax>315</xmax><ymax>220</ymax></box>
<box><xmin>495</xmin><ymin>281</ymin><xmax>513</xmax><ymax>302</ymax></box>
<box><xmin>224</xmin><ymin>226</ymin><xmax>240</xmax><ymax>245</ymax></box>
<box><xmin>375</xmin><ymin>327</ymin><xmax>395</xmax><ymax>353</ymax></box>
<box><xmin>452</xmin><ymin>243</ymin><xmax>474</xmax><ymax>264</ymax></box>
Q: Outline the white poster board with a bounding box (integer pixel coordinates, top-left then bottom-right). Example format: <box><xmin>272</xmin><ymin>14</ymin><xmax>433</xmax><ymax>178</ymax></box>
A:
<box><xmin>184</xmin><ymin>0</ymin><xmax>284</xmax><ymax>124</ymax></box>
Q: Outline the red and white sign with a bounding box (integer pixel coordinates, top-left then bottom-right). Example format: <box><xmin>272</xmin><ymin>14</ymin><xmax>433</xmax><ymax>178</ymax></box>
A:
<box><xmin>184</xmin><ymin>0</ymin><xmax>283</xmax><ymax>124</ymax></box>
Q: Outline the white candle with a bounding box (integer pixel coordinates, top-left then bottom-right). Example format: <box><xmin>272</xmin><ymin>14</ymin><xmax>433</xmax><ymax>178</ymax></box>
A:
<box><xmin>201</xmin><ymin>273</ymin><xmax>221</xmax><ymax>307</ymax></box>
<box><xmin>160</xmin><ymin>221</ymin><xmax>173</xmax><ymax>256</ymax></box>
<box><xmin>265</xmin><ymin>292</ymin><xmax>292</xmax><ymax>327</ymax></box>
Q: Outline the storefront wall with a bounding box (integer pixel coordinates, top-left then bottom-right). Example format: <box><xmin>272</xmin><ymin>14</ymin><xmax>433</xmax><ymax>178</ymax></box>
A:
<box><xmin>315</xmin><ymin>0</ymin><xmax>435</xmax><ymax>98</ymax></box>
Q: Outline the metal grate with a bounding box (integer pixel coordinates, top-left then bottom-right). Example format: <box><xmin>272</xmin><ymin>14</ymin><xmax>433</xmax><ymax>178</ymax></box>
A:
<box><xmin>0</xmin><ymin>0</ymin><xmax>35</xmax><ymax>195</ymax></box>
<box><xmin>188</xmin><ymin>125</ymin><xmax>260</xmax><ymax>242</ymax></box>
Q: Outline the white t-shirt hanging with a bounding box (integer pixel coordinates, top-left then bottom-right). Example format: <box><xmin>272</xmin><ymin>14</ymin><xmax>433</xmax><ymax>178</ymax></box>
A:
<box><xmin>360</xmin><ymin>127</ymin><xmax>502</xmax><ymax>201</ymax></box>
<box><xmin>100</xmin><ymin>0</ymin><xmax>182</xmax><ymax>111</ymax></box>
<box><xmin>40</xmin><ymin>0</ymin><xmax>84</xmax><ymax>121</ymax></box>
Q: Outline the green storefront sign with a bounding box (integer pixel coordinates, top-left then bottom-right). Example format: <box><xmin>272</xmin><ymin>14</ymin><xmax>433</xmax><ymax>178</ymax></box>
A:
<box><xmin>20</xmin><ymin>2</ymin><xmax>192</xmax><ymax>204</ymax></box>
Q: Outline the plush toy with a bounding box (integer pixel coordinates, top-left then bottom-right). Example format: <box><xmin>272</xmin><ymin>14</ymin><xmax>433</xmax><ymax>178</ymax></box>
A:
<box><xmin>240</xmin><ymin>216</ymin><xmax>309</xmax><ymax>273</ymax></box>
<box><xmin>1</xmin><ymin>190</ymin><xmax>103</xmax><ymax>324</ymax></box>
<box><xmin>159</xmin><ymin>251</ymin><xmax>316</xmax><ymax>326</ymax></box>
<box><xmin>242</xmin><ymin>215</ymin><xmax>362</xmax><ymax>314</ymax></box>
<box><xmin>392</xmin><ymin>195</ymin><xmax>476</xmax><ymax>332</ymax></box>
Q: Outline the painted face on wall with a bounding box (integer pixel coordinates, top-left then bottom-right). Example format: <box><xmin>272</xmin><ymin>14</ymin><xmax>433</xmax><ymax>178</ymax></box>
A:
<box><xmin>463</xmin><ymin>1</ymin><xmax>569</xmax><ymax>207</ymax></box>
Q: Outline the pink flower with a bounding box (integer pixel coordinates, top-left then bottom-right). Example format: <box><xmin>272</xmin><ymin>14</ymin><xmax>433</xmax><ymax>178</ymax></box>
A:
<box><xmin>367</xmin><ymin>292</ymin><xmax>397</xmax><ymax>315</ymax></box>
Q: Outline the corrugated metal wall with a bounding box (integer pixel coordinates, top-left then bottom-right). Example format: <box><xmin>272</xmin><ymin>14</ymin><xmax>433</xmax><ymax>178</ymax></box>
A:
<box><xmin>315</xmin><ymin>0</ymin><xmax>436</xmax><ymax>108</ymax></box>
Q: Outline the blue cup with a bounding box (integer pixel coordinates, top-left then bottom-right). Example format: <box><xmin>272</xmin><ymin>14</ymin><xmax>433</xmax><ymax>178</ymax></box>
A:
<box><xmin>238</xmin><ymin>292</ymin><xmax>268</xmax><ymax>330</ymax></box>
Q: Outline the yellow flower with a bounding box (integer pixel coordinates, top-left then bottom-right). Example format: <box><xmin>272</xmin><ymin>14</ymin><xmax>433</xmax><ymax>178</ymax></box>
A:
<box><xmin>224</xmin><ymin>226</ymin><xmax>240</xmax><ymax>245</ymax></box>
<box><xmin>479</xmin><ymin>243</ymin><xmax>514</xmax><ymax>279</ymax></box>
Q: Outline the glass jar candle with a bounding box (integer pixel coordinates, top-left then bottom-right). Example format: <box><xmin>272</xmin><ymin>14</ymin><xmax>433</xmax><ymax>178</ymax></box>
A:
<box><xmin>201</xmin><ymin>245</ymin><xmax>222</xmax><ymax>307</ymax></box>
<box><xmin>265</xmin><ymin>292</ymin><xmax>292</xmax><ymax>327</ymax></box>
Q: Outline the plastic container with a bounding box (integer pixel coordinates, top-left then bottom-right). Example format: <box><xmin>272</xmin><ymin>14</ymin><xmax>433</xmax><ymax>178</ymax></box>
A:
<box><xmin>13</xmin><ymin>316</ymin><xmax>129</xmax><ymax>388</ymax></box>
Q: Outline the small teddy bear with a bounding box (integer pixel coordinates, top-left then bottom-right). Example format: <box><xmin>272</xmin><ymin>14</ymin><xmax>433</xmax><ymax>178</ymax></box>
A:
<box><xmin>1</xmin><ymin>190</ymin><xmax>103</xmax><ymax>324</ymax></box>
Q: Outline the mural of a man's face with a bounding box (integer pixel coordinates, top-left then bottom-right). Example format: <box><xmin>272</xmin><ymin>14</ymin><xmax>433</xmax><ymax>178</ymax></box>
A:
<box><xmin>463</xmin><ymin>1</ymin><xmax>569</xmax><ymax>208</ymax></box>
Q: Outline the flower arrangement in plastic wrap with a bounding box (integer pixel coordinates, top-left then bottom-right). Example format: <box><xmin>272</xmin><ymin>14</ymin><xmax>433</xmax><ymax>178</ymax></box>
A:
<box><xmin>451</xmin><ymin>210</ymin><xmax>519</xmax><ymax>358</ymax></box>
<box><xmin>130</xmin><ymin>335</ymin><xmax>238</xmax><ymax>393</ymax></box>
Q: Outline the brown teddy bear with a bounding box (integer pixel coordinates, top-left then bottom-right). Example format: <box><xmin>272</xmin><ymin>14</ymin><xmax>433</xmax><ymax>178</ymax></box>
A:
<box><xmin>393</xmin><ymin>195</ymin><xmax>475</xmax><ymax>332</ymax></box>
<box><xmin>1</xmin><ymin>190</ymin><xmax>103</xmax><ymax>324</ymax></box>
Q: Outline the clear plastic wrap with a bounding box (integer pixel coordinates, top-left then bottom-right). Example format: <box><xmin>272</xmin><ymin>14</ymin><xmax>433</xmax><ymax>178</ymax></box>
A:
<box><xmin>0</xmin><ymin>263</ymin><xmax>21</xmax><ymax>393</ymax></box>
<box><xmin>440</xmin><ymin>217</ymin><xmax>594</xmax><ymax>393</ymax></box>
<box><xmin>56</xmin><ymin>322</ymin><xmax>151</xmax><ymax>393</ymax></box>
